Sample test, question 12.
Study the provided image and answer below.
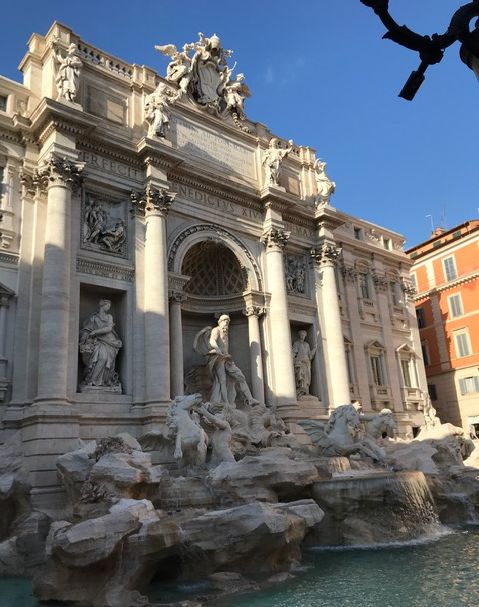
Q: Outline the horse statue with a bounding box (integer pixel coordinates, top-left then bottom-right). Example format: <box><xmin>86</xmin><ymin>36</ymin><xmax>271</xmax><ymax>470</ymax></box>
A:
<box><xmin>166</xmin><ymin>393</ymin><xmax>209</xmax><ymax>467</ymax></box>
<box><xmin>363</xmin><ymin>408</ymin><xmax>396</xmax><ymax>440</ymax></box>
<box><xmin>299</xmin><ymin>404</ymin><xmax>386</xmax><ymax>462</ymax></box>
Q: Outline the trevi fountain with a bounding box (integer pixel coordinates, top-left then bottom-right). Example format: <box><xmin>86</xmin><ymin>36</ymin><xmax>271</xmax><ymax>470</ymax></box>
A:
<box><xmin>0</xmin><ymin>24</ymin><xmax>479</xmax><ymax>607</ymax></box>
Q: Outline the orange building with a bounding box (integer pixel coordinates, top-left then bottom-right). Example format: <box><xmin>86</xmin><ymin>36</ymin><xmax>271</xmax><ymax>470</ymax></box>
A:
<box><xmin>406</xmin><ymin>220</ymin><xmax>479</xmax><ymax>434</ymax></box>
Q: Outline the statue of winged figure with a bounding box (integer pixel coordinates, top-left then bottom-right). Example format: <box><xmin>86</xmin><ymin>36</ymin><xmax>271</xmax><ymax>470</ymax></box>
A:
<box><xmin>155</xmin><ymin>43</ymin><xmax>193</xmax><ymax>95</ymax></box>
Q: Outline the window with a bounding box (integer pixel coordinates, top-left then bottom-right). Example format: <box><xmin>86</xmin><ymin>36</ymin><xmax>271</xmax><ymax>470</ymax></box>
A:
<box><xmin>421</xmin><ymin>342</ymin><xmax>430</xmax><ymax>366</ymax></box>
<box><xmin>354</xmin><ymin>227</ymin><xmax>363</xmax><ymax>240</ymax></box>
<box><xmin>366</xmin><ymin>340</ymin><xmax>387</xmax><ymax>387</ymax></box>
<box><xmin>448</xmin><ymin>294</ymin><xmax>463</xmax><ymax>318</ymax></box>
<box><xmin>371</xmin><ymin>355</ymin><xmax>385</xmax><ymax>385</ymax></box>
<box><xmin>428</xmin><ymin>384</ymin><xmax>437</xmax><ymax>401</ymax></box>
<box><xmin>359</xmin><ymin>273</ymin><xmax>370</xmax><ymax>299</ymax></box>
<box><xmin>416</xmin><ymin>307</ymin><xmax>426</xmax><ymax>329</ymax></box>
<box><xmin>443</xmin><ymin>256</ymin><xmax>457</xmax><ymax>281</ymax></box>
<box><xmin>390</xmin><ymin>281</ymin><xmax>403</xmax><ymax>305</ymax></box>
<box><xmin>383</xmin><ymin>237</ymin><xmax>391</xmax><ymax>250</ymax></box>
<box><xmin>459</xmin><ymin>376</ymin><xmax>479</xmax><ymax>395</ymax></box>
<box><xmin>344</xmin><ymin>337</ymin><xmax>356</xmax><ymax>385</ymax></box>
<box><xmin>454</xmin><ymin>331</ymin><xmax>471</xmax><ymax>358</ymax></box>
<box><xmin>401</xmin><ymin>359</ymin><xmax>412</xmax><ymax>387</ymax></box>
<box><xmin>0</xmin><ymin>96</ymin><xmax>7</xmax><ymax>112</ymax></box>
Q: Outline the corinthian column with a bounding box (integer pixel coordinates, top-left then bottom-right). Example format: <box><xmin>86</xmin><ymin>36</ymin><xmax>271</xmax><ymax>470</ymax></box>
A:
<box><xmin>262</xmin><ymin>228</ymin><xmax>296</xmax><ymax>406</ymax></box>
<box><xmin>36</xmin><ymin>154</ymin><xmax>83</xmax><ymax>402</ymax></box>
<box><xmin>311</xmin><ymin>244</ymin><xmax>350</xmax><ymax>407</ymax></box>
<box><xmin>243</xmin><ymin>304</ymin><xmax>265</xmax><ymax>403</ymax></box>
<box><xmin>169</xmin><ymin>290</ymin><xmax>186</xmax><ymax>398</ymax></box>
<box><xmin>131</xmin><ymin>186</ymin><xmax>175</xmax><ymax>407</ymax></box>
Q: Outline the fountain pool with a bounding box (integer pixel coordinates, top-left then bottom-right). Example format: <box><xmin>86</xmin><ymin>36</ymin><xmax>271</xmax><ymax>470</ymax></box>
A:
<box><xmin>2</xmin><ymin>527</ymin><xmax>479</xmax><ymax>606</ymax></box>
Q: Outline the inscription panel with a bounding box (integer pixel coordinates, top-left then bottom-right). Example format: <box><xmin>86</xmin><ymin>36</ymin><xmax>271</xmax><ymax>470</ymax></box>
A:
<box><xmin>78</xmin><ymin>151</ymin><xmax>142</xmax><ymax>182</ymax></box>
<box><xmin>171</xmin><ymin>116</ymin><xmax>256</xmax><ymax>180</ymax></box>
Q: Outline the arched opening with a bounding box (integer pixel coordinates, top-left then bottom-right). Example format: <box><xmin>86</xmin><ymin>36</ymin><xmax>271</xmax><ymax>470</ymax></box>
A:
<box><xmin>179</xmin><ymin>240</ymin><xmax>252</xmax><ymax>399</ymax></box>
<box><xmin>181</xmin><ymin>241</ymin><xmax>248</xmax><ymax>297</ymax></box>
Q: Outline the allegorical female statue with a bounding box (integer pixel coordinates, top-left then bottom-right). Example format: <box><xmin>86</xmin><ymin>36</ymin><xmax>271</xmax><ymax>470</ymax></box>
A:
<box><xmin>54</xmin><ymin>43</ymin><xmax>82</xmax><ymax>102</ymax></box>
<box><xmin>79</xmin><ymin>299</ymin><xmax>122</xmax><ymax>391</ymax></box>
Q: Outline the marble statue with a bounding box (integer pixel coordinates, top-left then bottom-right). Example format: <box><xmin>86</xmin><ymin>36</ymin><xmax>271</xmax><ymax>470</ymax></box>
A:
<box><xmin>362</xmin><ymin>408</ymin><xmax>396</xmax><ymax>440</ymax></box>
<box><xmin>54</xmin><ymin>43</ymin><xmax>82</xmax><ymax>103</ymax></box>
<box><xmin>198</xmin><ymin>403</ymin><xmax>235</xmax><ymax>465</ymax></box>
<box><xmin>223</xmin><ymin>72</ymin><xmax>251</xmax><ymax>121</ymax></box>
<box><xmin>144</xmin><ymin>83</ymin><xmax>179</xmax><ymax>139</ymax></box>
<box><xmin>166</xmin><ymin>393</ymin><xmax>208</xmax><ymax>466</ymax></box>
<box><xmin>299</xmin><ymin>404</ymin><xmax>386</xmax><ymax>462</ymax></box>
<box><xmin>155</xmin><ymin>33</ymin><xmax>250</xmax><ymax>125</ymax></box>
<box><xmin>79</xmin><ymin>299</ymin><xmax>122</xmax><ymax>390</ymax></box>
<box><xmin>292</xmin><ymin>331</ymin><xmax>316</xmax><ymax>398</ymax></box>
<box><xmin>155</xmin><ymin>43</ymin><xmax>193</xmax><ymax>95</ymax></box>
<box><xmin>285</xmin><ymin>255</ymin><xmax>306</xmax><ymax>295</ymax></box>
<box><xmin>83</xmin><ymin>197</ymin><xmax>126</xmax><ymax>255</ymax></box>
<box><xmin>313</xmin><ymin>159</ymin><xmax>335</xmax><ymax>207</ymax></box>
<box><xmin>262</xmin><ymin>138</ymin><xmax>293</xmax><ymax>187</ymax></box>
<box><xmin>194</xmin><ymin>314</ymin><xmax>259</xmax><ymax>408</ymax></box>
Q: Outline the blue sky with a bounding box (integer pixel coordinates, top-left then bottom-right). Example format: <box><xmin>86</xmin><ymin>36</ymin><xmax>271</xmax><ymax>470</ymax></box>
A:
<box><xmin>1</xmin><ymin>1</ymin><xmax>477</xmax><ymax>247</ymax></box>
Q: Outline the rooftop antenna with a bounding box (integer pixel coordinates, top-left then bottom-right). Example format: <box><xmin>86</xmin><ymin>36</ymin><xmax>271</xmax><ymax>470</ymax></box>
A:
<box><xmin>426</xmin><ymin>214</ymin><xmax>434</xmax><ymax>233</ymax></box>
<box><xmin>440</xmin><ymin>206</ymin><xmax>446</xmax><ymax>230</ymax></box>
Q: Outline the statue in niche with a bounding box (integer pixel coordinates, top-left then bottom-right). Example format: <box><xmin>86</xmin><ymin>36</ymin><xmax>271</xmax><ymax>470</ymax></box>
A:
<box><xmin>79</xmin><ymin>299</ymin><xmax>122</xmax><ymax>391</ymax></box>
<box><xmin>292</xmin><ymin>330</ymin><xmax>317</xmax><ymax>399</ymax></box>
<box><xmin>83</xmin><ymin>197</ymin><xmax>126</xmax><ymax>255</ymax></box>
<box><xmin>54</xmin><ymin>43</ymin><xmax>82</xmax><ymax>103</ymax></box>
<box><xmin>285</xmin><ymin>255</ymin><xmax>306</xmax><ymax>295</ymax></box>
<box><xmin>313</xmin><ymin>159</ymin><xmax>335</xmax><ymax>207</ymax></box>
<box><xmin>197</xmin><ymin>403</ymin><xmax>235</xmax><ymax>465</ymax></box>
<box><xmin>262</xmin><ymin>138</ymin><xmax>293</xmax><ymax>187</ymax></box>
<box><xmin>144</xmin><ymin>83</ymin><xmax>180</xmax><ymax>139</ymax></box>
<box><xmin>194</xmin><ymin>314</ymin><xmax>260</xmax><ymax>408</ymax></box>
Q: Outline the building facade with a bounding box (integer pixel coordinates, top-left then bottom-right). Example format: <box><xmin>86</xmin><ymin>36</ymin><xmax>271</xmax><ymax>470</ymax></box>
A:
<box><xmin>0</xmin><ymin>23</ymin><xmax>426</xmax><ymax>505</ymax></box>
<box><xmin>407</xmin><ymin>221</ymin><xmax>479</xmax><ymax>434</ymax></box>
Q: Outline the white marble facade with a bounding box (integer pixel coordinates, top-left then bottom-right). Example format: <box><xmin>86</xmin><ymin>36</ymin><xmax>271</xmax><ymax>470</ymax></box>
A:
<box><xmin>0</xmin><ymin>23</ymin><xmax>426</xmax><ymax>502</ymax></box>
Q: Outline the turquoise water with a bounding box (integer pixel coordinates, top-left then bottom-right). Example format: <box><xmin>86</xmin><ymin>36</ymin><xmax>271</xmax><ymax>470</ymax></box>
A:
<box><xmin>213</xmin><ymin>528</ymin><xmax>479</xmax><ymax>607</ymax></box>
<box><xmin>2</xmin><ymin>528</ymin><xmax>479</xmax><ymax>607</ymax></box>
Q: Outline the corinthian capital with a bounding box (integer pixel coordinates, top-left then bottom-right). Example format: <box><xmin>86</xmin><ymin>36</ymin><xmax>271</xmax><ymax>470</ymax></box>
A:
<box><xmin>34</xmin><ymin>154</ymin><xmax>84</xmax><ymax>192</ymax></box>
<box><xmin>310</xmin><ymin>243</ymin><xmax>341</xmax><ymax>267</ymax></box>
<box><xmin>130</xmin><ymin>185</ymin><xmax>176</xmax><ymax>217</ymax></box>
<box><xmin>261</xmin><ymin>227</ymin><xmax>290</xmax><ymax>250</ymax></box>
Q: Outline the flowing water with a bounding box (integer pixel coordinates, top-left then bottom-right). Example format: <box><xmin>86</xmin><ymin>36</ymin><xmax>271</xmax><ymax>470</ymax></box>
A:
<box><xmin>2</xmin><ymin>527</ymin><xmax>479</xmax><ymax>607</ymax></box>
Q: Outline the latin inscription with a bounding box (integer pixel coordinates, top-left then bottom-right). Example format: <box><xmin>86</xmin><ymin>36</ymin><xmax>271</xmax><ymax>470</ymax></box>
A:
<box><xmin>171</xmin><ymin>117</ymin><xmax>255</xmax><ymax>179</ymax></box>
<box><xmin>171</xmin><ymin>183</ymin><xmax>262</xmax><ymax>220</ymax></box>
<box><xmin>78</xmin><ymin>151</ymin><xmax>141</xmax><ymax>181</ymax></box>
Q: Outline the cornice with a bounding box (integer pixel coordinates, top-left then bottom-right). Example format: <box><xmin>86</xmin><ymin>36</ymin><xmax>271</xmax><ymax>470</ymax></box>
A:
<box><xmin>414</xmin><ymin>270</ymin><xmax>479</xmax><ymax>301</ymax></box>
<box><xmin>28</xmin><ymin>97</ymin><xmax>100</xmax><ymax>146</ymax></box>
<box><xmin>77</xmin><ymin>137</ymin><xmax>142</xmax><ymax>168</ymax></box>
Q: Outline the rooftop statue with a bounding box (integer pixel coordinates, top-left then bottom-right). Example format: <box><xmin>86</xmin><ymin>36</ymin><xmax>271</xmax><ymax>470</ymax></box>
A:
<box><xmin>144</xmin><ymin>82</ymin><xmax>180</xmax><ymax>139</ymax></box>
<box><xmin>313</xmin><ymin>159</ymin><xmax>336</xmax><ymax>207</ymax></box>
<box><xmin>54</xmin><ymin>43</ymin><xmax>82</xmax><ymax>103</ymax></box>
<box><xmin>262</xmin><ymin>138</ymin><xmax>293</xmax><ymax>188</ymax></box>
<box><xmin>155</xmin><ymin>33</ymin><xmax>250</xmax><ymax>128</ymax></box>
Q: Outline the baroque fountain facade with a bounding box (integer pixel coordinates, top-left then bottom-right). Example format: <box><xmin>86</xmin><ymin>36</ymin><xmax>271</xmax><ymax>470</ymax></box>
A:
<box><xmin>0</xmin><ymin>23</ymin><xmax>478</xmax><ymax>606</ymax></box>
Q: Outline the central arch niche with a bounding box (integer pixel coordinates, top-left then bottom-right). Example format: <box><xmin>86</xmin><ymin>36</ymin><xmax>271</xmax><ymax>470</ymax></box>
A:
<box><xmin>180</xmin><ymin>240</ymin><xmax>251</xmax><ymax>398</ymax></box>
<box><xmin>181</xmin><ymin>241</ymin><xmax>248</xmax><ymax>297</ymax></box>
